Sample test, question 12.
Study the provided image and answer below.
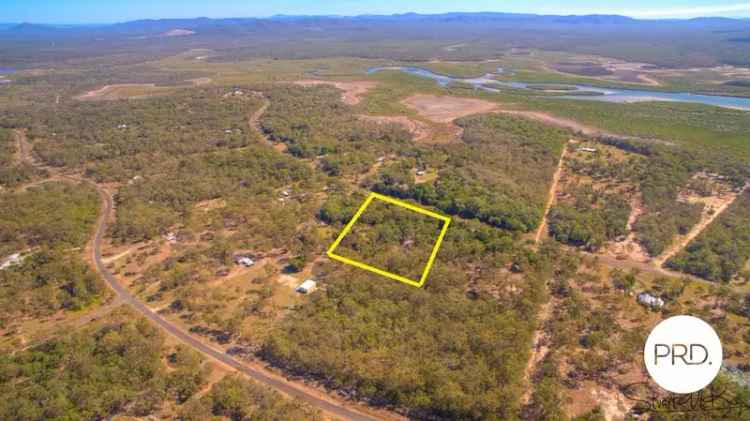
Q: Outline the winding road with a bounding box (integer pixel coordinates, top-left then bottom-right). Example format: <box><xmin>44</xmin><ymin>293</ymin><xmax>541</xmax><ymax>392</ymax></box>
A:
<box><xmin>11</xmin><ymin>119</ymin><xmax>384</xmax><ymax>420</ymax></box>
<box><xmin>89</xmin><ymin>185</ymin><xmax>381</xmax><ymax>421</ymax></box>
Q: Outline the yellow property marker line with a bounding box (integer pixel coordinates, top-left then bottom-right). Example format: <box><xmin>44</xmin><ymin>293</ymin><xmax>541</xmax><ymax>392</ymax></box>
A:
<box><xmin>326</xmin><ymin>192</ymin><xmax>451</xmax><ymax>288</ymax></box>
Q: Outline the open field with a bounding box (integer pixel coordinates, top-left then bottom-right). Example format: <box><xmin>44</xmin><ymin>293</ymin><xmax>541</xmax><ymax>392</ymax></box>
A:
<box><xmin>401</xmin><ymin>93</ymin><xmax>498</xmax><ymax>122</ymax></box>
<box><xmin>74</xmin><ymin>83</ymin><xmax>171</xmax><ymax>100</ymax></box>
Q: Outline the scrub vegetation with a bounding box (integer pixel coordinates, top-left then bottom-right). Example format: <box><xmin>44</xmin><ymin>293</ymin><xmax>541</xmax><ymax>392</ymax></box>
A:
<box><xmin>1</xmin><ymin>14</ymin><xmax>750</xmax><ymax>420</ymax></box>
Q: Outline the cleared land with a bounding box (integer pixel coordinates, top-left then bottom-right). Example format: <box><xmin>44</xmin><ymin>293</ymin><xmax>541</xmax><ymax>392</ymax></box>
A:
<box><xmin>293</xmin><ymin>80</ymin><xmax>378</xmax><ymax>105</ymax></box>
<box><xmin>75</xmin><ymin>83</ymin><xmax>160</xmax><ymax>100</ymax></box>
<box><xmin>534</xmin><ymin>140</ymin><xmax>571</xmax><ymax>244</ymax></box>
<box><xmin>401</xmin><ymin>94</ymin><xmax>498</xmax><ymax>122</ymax></box>
<box><xmin>654</xmin><ymin>183</ymin><xmax>746</xmax><ymax>266</ymax></box>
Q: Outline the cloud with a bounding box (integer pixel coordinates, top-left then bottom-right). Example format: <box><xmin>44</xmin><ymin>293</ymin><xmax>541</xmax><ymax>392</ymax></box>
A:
<box><xmin>625</xmin><ymin>3</ymin><xmax>750</xmax><ymax>18</ymax></box>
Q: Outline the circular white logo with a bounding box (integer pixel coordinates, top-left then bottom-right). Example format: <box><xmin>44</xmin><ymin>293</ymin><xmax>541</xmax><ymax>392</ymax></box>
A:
<box><xmin>644</xmin><ymin>315</ymin><xmax>722</xmax><ymax>394</ymax></box>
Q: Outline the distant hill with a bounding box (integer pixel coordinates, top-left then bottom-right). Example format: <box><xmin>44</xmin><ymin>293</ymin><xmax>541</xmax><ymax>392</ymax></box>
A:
<box><xmin>0</xmin><ymin>12</ymin><xmax>749</xmax><ymax>68</ymax></box>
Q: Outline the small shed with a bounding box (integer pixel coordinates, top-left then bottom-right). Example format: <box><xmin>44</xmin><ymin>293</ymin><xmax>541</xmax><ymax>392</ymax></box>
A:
<box><xmin>0</xmin><ymin>253</ymin><xmax>22</xmax><ymax>270</ymax></box>
<box><xmin>235</xmin><ymin>256</ymin><xmax>255</xmax><ymax>267</ymax></box>
<box><xmin>577</xmin><ymin>147</ymin><xmax>598</xmax><ymax>153</ymax></box>
<box><xmin>637</xmin><ymin>292</ymin><xmax>664</xmax><ymax>309</ymax></box>
<box><xmin>296</xmin><ymin>279</ymin><xmax>317</xmax><ymax>294</ymax></box>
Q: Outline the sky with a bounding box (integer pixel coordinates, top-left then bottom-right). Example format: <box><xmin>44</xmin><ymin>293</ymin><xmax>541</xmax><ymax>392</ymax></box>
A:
<box><xmin>2</xmin><ymin>0</ymin><xmax>750</xmax><ymax>24</ymax></box>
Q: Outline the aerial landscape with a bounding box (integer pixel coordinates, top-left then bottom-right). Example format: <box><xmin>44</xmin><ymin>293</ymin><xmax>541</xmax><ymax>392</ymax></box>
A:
<box><xmin>1</xmin><ymin>1</ymin><xmax>750</xmax><ymax>420</ymax></box>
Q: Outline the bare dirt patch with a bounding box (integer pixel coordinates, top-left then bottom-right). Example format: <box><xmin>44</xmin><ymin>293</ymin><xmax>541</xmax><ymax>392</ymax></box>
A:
<box><xmin>356</xmin><ymin>114</ymin><xmax>430</xmax><ymax>142</ymax></box>
<box><xmin>566</xmin><ymin>381</ymin><xmax>630</xmax><ymax>420</ymax></box>
<box><xmin>603</xmin><ymin>193</ymin><xmax>651</xmax><ymax>263</ymax></box>
<box><xmin>401</xmin><ymin>94</ymin><xmax>498</xmax><ymax>123</ymax></box>
<box><xmin>194</xmin><ymin>198</ymin><xmax>227</xmax><ymax>212</ymax></box>
<box><xmin>188</xmin><ymin>77</ymin><xmax>212</xmax><ymax>86</ymax></box>
<box><xmin>294</xmin><ymin>80</ymin><xmax>377</xmax><ymax>105</ymax></box>
<box><xmin>74</xmin><ymin>84</ymin><xmax>158</xmax><ymax>101</ymax></box>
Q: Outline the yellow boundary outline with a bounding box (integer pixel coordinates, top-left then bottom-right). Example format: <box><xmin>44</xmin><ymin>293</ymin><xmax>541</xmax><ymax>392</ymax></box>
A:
<box><xmin>326</xmin><ymin>192</ymin><xmax>451</xmax><ymax>288</ymax></box>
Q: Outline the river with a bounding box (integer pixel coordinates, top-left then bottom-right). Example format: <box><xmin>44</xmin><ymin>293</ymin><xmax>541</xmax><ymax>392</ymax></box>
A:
<box><xmin>367</xmin><ymin>66</ymin><xmax>750</xmax><ymax>111</ymax></box>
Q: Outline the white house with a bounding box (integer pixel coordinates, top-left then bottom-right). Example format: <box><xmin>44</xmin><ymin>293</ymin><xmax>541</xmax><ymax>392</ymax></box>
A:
<box><xmin>0</xmin><ymin>253</ymin><xmax>23</xmax><ymax>270</ymax></box>
<box><xmin>296</xmin><ymin>279</ymin><xmax>317</xmax><ymax>294</ymax></box>
<box><xmin>637</xmin><ymin>292</ymin><xmax>664</xmax><ymax>309</ymax></box>
<box><xmin>235</xmin><ymin>256</ymin><xmax>255</xmax><ymax>267</ymax></box>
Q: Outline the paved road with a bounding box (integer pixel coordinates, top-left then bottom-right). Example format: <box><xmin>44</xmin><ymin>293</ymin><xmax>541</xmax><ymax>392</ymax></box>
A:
<box><xmin>89</xmin><ymin>186</ymin><xmax>379</xmax><ymax>421</ymax></box>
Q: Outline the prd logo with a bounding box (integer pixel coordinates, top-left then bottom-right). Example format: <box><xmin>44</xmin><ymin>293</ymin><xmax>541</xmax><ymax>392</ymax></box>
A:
<box><xmin>644</xmin><ymin>315</ymin><xmax>723</xmax><ymax>394</ymax></box>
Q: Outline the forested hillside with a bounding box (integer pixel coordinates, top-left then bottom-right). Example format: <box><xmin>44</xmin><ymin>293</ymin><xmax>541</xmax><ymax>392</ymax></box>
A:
<box><xmin>0</xmin><ymin>309</ymin><xmax>319</xmax><ymax>420</ymax></box>
<box><xmin>370</xmin><ymin>114</ymin><xmax>568</xmax><ymax>232</ymax></box>
<box><xmin>0</xmin><ymin>183</ymin><xmax>102</xmax><ymax>327</ymax></box>
<box><xmin>262</xmin><ymin>219</ymin><xmax>549</xmax><ymax>419</ymax></box>
<box><xmin>261</xmin><ymin>84</ymin><xmax>413</xmax><ymax>176</ymax></box>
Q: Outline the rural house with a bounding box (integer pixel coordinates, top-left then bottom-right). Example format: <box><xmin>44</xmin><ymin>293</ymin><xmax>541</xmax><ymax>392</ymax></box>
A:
<box><xmin>235</xmin><ymin>255</ymin><xmax>255</xmax><ymax>267</ymax></box>
<box><xmin>296</xmin><ymin>279</ymin><xmax>317</xmax><ymax>294</ymax></box>
<box><xmin>637</xmin><ymin>292</ymin><xmax>664</xmax><ymax>309</ymax></box>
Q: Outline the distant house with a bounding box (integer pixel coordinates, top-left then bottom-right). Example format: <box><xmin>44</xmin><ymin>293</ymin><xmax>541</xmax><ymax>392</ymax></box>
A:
<box><xmin>296</xmin><ymin>279</ymin><xmax>317</xmax><ymax>294</ymax></box>
<box><xmin>164</xmin><ymin>232</ymin><xmax>177</xmax><ymax>243</ymax></box>
<box><xmin>235</xmin><ymin>256</ymin><xmax>255</xmax><ymax>267</ymax></box>
<box><xmin>637</xmin><ymin>292</ymin><xmax>664</xmax><ymax>309</ymax></box>
<box><xmin>416</xmin><ymin>169</ymin><xmax>426</xmax><ymax>176</ymax></box>
<box><xmin>224</xmin><ymin>129</ymin><xmax>233</xmax><ymax>134</ymax></box>
<box><xmin>117</xmin><ymin>124</ymin><xmax>128</xmax><ymax>129</ymax></box>
<box><xmin>0</xmin><ymin>253</ymin><xmax>23</xmax><ymax>270</ymax></box>
<box><xmin>577</xmin><ymin>147</ymin><xmax>598</xmax><ymax>153</ymax></box>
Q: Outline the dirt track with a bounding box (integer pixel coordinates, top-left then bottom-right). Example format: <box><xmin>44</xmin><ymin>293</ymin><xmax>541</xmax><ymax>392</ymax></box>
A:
<box><xmin>14</xmin><ymin>129</ymin><xmax>31</xmax><ymax>165</ymax></box>
<box><xmin>12</xmin><ymin>122</ymin><xmax>392</xmax><ymax>420</ymax></box>
<box><xmin>535</xmin><ymin>140</ymin><xmax>570</xmax><ymax>244</ymax></box>
<box><xmin>654</xmin><ymin>185</ymin><xmax>747</xmax><ymax>266</ymax></box>
<box><xmin>89</xmin><ymin>184</ymin><xmax>386</xmax><ymax>421</ymax></box>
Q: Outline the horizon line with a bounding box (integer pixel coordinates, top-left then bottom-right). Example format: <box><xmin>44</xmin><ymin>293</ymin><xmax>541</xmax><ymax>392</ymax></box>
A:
<box><xmin>2</xmin><ymin>11</ymin><xmax>750</xmax><ymax>26</ymax></box>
